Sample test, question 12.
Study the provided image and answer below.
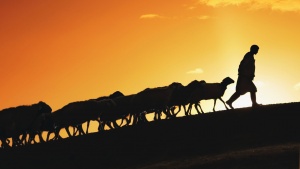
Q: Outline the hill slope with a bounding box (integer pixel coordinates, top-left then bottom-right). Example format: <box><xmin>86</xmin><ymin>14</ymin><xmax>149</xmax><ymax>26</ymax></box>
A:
<box><xmin>0</xmin><ymin>102</ymin><xmax>300</xmax><ymax>169</ymax></box>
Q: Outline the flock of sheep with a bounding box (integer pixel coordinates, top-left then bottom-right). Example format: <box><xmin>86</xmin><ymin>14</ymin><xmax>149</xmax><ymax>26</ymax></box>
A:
<box><xmin>0</xmin><ymin>77</ymin><xmax>234</xmax><ymax>149</ymax></box>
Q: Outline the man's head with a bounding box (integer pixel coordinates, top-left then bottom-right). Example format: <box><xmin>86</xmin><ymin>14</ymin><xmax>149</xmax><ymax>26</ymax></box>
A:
<box><xmin>250</xmin><ymin>44</ymin><xmax>259</xmax><ymax>54</ymax></box>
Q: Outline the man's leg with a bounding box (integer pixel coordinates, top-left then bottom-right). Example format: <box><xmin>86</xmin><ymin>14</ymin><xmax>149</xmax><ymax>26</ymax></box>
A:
<box><xmin>250</xmin><ymin>92</ymin><xmax>261</xmax><ymax>107</ymax></box>
<box><xmin>226</xmin><ymin>92</ymin><xmax>241</xmax><ymax>109</ymax></box>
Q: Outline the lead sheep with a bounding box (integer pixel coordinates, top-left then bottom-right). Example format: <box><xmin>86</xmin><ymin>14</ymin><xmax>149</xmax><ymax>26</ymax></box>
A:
<box><xmin>0</xmin><ymin>101</ymin><xmax>52</xmax><ymax>148</ymax></box>
<box><xmin>187</xmin><ymin>77</ymin><xmax>234</xmax><ymax>114</ymax></box>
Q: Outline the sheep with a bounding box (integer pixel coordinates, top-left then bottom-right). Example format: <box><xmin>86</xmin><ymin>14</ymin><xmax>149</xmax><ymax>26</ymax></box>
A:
<box><xmin>187</xmin><ymin>77</ymin><xmax>234</xmax><ymax>114</ymax></box>
<box><xmin>98</xmin><ymin>94</ymin><xmax>135</xmax><ymax>130</ymax></box>
<box><xmin>130</xmin><ymin>82</ymin><xmax>182</xmax><ymax>123</ymax></box>
<box><xmin>0</xmin><ymin>101</ymin><xmax>52</xmax><ymax>148</ymax></box>
<box><xmin>165</xmin><ymin>82</ymin><xmax>184</xmax><ymax>116</ymax></box>
<box><xmin>92</xmin><ymin>91</ymin><xmax>124</xmax><ymax>101</ymax></box>
<box><xmin>45</xmin><ymin>99</ymin><xmax>114</xmax><ymax>139</ymax></box>
<box><xmin>86</xmin><ymin>91</ymin><xmax>124</xmax><ymax>133</ymax></box>
<box><xmin>26</xmin><ymin>112</ymin><xmax>51</xmax><ymax>144</ymax></box>
<box><xmin>50</xmin><ymin>91</ymin><xmax>125</xmax><ymax>136</ymax></box>
<box><xmin>168</xmin><ymin>80</ymin><xmax>206</xmax><ymax>116</ymax></box>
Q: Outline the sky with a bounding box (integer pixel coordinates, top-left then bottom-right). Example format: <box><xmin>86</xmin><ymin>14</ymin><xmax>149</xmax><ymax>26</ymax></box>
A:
<box><xmin>1</xmin><ymin>0</ymin><xmax>300</xmax><ymax>126</ymax></box>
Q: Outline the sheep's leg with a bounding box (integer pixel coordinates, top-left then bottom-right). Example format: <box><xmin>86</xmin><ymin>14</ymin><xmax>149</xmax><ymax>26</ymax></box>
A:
<box><xmin>174</xmin><ymin>105</ymin><xmax>181</xmax><ymax>116</ymax></box>
<box><xmin>161</xmin><ymin>108</ymin><xmax>168</xmax><ymax>120</ymax></box>
<box><xmin>12</xmin><ymin>136</ymin><xmax>21</xmax><ymax>147</ymax></box>
<box><xmin>185</xmin><ymin>104</ymin><xmax>189</xmax><ymax>116</ymax></box>
<box><xmin>5</xmin><ymin>138</ymin><xmax>11</xmax><ymax>148</ymax></box>
<box><xmin>158</xmin><ymin>110</ymin><xmax>162</xmax><ymax>120</ymax></box>
<box><xmin>154</xmin><ymin>110</ymin><xmax>161</xmax><ymax>121</ymax></box>
<box><xmin>136</xmin><ymin>114</ymin><xmax>142</xmax><ymax>124</ymax></box>
<box><xmin>17</xmin><ymin>135</ymin><xmax>25</xmax><ymax>146</ymax></box>
<box><xmin>196</xmin><ymin>102</ymin><xmax>204</xmax><ymax>114</ymax></box>
<box><xmin>182</xmin><ymin>105</ymin><xmax>189</xmax><ymax>116</ymax></box>
<box><xmin>86</xmin><ymin>120</ymin><xmax>90</xmax><ymax>134</ymax></box>
<box><xmin>54</xmin><ymin>131</ymin><xmax>63</xmax><ymax>140</ymax></box>
<box><xmin>160</xmin><ymin>108</ymin><xmax>166</xmax><ymax>119</ymax></box>
<box><xmin>153</xmin><ymin>111</ymin><xmax>159</xmax><ymax>121</ymax></box>
<box><xmin>122</xmin><ymin>114</ymin><xmax>131</xmax><ymax>126</ymax></box>
<box><xmin>186</xmin><ymin>103</ymin><xmax>193</xmax><ymax>116</ymax></box>
<box><xmin>31</xmin><ymin>132</ymin><xmax>42</xmax><ymax>144</ymax></box>
<box><xmin>132</xmin><ymin>114</ymin><xmax>138</xmax><ymax>125</ymax></box>
<box><xmin>26</xmin><ymin>132</ymin><xmax>35</xmax><ymax>144</ymax></box>
<box><xmin>73</xmin><ymin>125</ymin><xmax>83</xmax><ymax>136</ymax></box>
<box><xmin>94</xmin><ymin>118</ymin><xmax>102</xmax><ymax>131</ymax></box>
<box><xmin>46</xmin><ymin>131</ymin><xmax>51</xmax><ymax>141</ymax></box>
<box><xmin>77</xmin><ymin>125</ymin><xmax>86</xmax><ymax>135</ymax></box>
<box><xmin>65</xmin><ymin>127</ymin><xmax>73</xmax><ymax>137</ymax></box>
<box><xmin>98</xmin><ymin>121</ymin><xmax>105</xmax><ymax>131</ymax></box>
<box><xmin>19</xmin><ymin>133</ymin><xmax>28</xmax><ymax>145</ymax></box>
<box><xmin>219</xmin><ymin>97</ymin><xmax>229</xmax><ymax>110</ymax></box>
<box><xmin>169</xmin><ymin>107</ymin><xmax>177</xmax><ymax>118</ymax></box>
<box><xmin>119</xmin><ymin>113</ymin><xmax>131</xmax><ymax>126</ymax></box>
<box><xmin>119</xmin><ymin>117</ymin><xmax>125</xmax><ymax>127</ymax></box>
<box><xmin>125</xmin><ymin>114</ymin><xmax>132</xmax><ymax>126</ymax></box>
<box><xmin>73</xmin><ymin>126</ymin><xmax>79</xmax><ymax>136</ymax></box>
<box><xmin>163</xmin><ymin>108</ymin><xmax>172</xmax><ymax>119</ymax></box>
<box><xmin>106</xmin><ymin>121</ymin><xmax>115</xmax><ymax>130</ymax></box>
<box><xmin>168</xmin><ymin>106</ymin><xmax>176</xmax><ymax>117</ymax></box>
<box><xmin>112</xmin><ymin>121</ymin><xmax>120</xmax><ymax>128</ymax></box>
<box><xmin>47</xmin><ymin>129</ymin><xmax>61</xmax><ymax>141</ymax></box>
<box><xmin>194</xmin><ymin>102</ymin><xmax>201</xmax><ymax>114</ymax></box>
<box><xmin>72</xmin><ymin>126</ymin><xmax>79</xmax><ymax>136</ymax></box>
<box><xmin>141</xmin><ymin>112</ymin><xmax>148</xmax><ymax>122</ymax></box>
<box><xmin>46</xmin><ymin>130</ymin><xmax>54</xmax><ymax>141</ymax></box>
<box><xmin>100</xmin><ymin>121</ymin><xmax>114</xmax><ymax>130</ymax></box>
<box><xmin>37</xmin><ymin>131</ymin><xmax>45</xmax><ymax>143</ymax></box>
<box><xmin>56</xmin><ymin>129</ymin><xmax>63</xmax><ymax>140</ymax></box>
<box><xmin>213</xmin><ymin>99</ymin><xmax>217</xmax><ymax>112</ymax></box>
<box><xmin>27</xmin><ymin>132</ymin><xmax>34</xmax><ymax>144</ymax></box>
<box><xmin>0</xmin><ymin>138</ymin><xmax>10</xmax><ymax>148</ymax></box>
<box><xmin>170</xmin><ymin>105</ymin><xmax>181</xmax><ymax>117</ymax></box>
<box><xmin>135</xmin><ymin>113</ymin><xmax>141</xmax><ymax>124</ymax></box>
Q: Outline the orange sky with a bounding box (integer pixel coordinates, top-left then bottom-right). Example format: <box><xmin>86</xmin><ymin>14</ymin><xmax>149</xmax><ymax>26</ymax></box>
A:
<box><xmin>1</xmin><ymin>0</ymin><xmax>300</xmax><ymax>115</ymax></box>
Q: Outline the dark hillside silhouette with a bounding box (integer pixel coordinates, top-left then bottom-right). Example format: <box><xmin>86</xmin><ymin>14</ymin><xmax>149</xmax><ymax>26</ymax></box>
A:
<box><xmin>0</xmin><ymin>102</ymin><xmax>300</xmax><ymax>169</ymax></box>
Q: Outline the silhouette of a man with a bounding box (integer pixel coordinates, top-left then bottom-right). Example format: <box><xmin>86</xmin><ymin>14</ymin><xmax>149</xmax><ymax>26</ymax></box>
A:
<box><xmin>226</xmin><ymin>44</ymin><xmax>261</xmax><ymax>108</ymax></box>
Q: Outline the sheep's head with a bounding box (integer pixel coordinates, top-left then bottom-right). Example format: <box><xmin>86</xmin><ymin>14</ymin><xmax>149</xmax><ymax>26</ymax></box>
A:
<box><xmin>169</xmin><ymin>82</ymin><xmax>183</xmax><ymax>88</ymax></box>
<box><xmin>222</xmin><ymin>77</ymin><xmax>235</xmax><ymax>86</ymax></box>
<box><xmin>168</xmin><ymin>82</ymin><xmax>183</xmax><ymax>91</ymax></box>
<box><xmin>199</xmin><ymin>80</ymin><xmax>206</xmax><ymax>85</ymax></box>
<box><xmin>187</xmin><ymin>80</ymin><xmax>206</xmax><ymax>90</ymax></box>
<box><xmin>37</xmin><ymin>101</ymin><xmax>52</xmax><ymax>114</ymax></box>
<box><xmin>109</xmin><ymin>91</ymin><xmax>124</xmax><ymax>98</ymax></box>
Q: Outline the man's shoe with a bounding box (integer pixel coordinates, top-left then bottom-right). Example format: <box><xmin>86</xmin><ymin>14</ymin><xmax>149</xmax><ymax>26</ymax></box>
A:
<box><xmin>226</xmin><ymin>101</ymin><xmax>234</xmax><ymax>109</ymax></box>
<box><xmin>252</xmin><ymin>103</ymin><xmax>262</xmax><ymax>108</ymax></box>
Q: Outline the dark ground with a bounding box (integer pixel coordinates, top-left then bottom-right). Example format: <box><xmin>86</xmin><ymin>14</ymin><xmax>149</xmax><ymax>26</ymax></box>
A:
<box><xmin>0</xmin><ymin>102</ymin><xmax>300</xmax><ymax>169</ymax></box>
